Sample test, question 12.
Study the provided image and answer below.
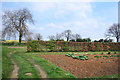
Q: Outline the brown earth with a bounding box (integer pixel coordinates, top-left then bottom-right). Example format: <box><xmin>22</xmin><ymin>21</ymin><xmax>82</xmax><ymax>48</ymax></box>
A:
<box><xmin>39</xmin><ymin>53</ymin><xmax>120</xmax><ymax>78</ymax></box>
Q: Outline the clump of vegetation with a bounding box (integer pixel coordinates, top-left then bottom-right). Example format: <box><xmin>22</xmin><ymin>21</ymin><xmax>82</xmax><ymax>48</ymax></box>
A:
<box><xmin>114</xmin><ymin>52</ymin><xmax>116</xmax><ymax>54</ymax></box>
<box><xmin>107</xmin><ymin>52</ymin><xmax>111</xmax><ymax>55</ymax></box>
<box><xmin>94</xmin><ymin>56</ymin><xmax>102</xmax><ymax>58</ymax></box>
<box><xmin>66</xmin><ymin>53</ymin><xmax>88</xmax><ymax>61</ymax></box>
<box><xmin>47</xmin><ymin>40</ymin><xmax>56</xmax><ymax>51</ymax></box>
<box><xmin>101</xmin><ymin>52</ymin><xmax>104</xmax><ymax>55</ymax></box>
<box><xmin>61</xmin><ymin>41</ymin><xmax>70</xmax><ymax>51</ymax></box>
<box><xmin>29</xmin><ymin>40</ymin><xmax>40</xmax><ymax>52</ymax></box>
<box><xmin>103</xmin><ymin>55</ymin><xmax>108</xmax><ymax>57</ymax></box>
<box><xmin>65</xmin><ymin>53</ymin><xmax>74</xmax><ymax>57</ymax></box>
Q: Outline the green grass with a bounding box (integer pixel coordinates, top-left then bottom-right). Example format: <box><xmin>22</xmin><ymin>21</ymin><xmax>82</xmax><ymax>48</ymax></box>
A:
<box><xmin>12</xmin><ymin>52</ymin><xmax>41</xmax><ymax>78</ymax></box>
<box><xmin>27</xmin><ymin>51</ymin><xmax>120</xmax><ymax>55</ymax></box>
<box><xmin>2</xmin><ymin>46</ymin><xmax>15</xmax><ymax>78</ymax></box>
<box><xmin>93</xmin><ymin>74</ymin><xmax>120</xmax><ymax>78</ymax></box>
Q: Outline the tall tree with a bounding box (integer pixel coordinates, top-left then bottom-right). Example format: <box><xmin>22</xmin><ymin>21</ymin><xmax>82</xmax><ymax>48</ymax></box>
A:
<box><xmin>55</xmin><ymin>33</ymin><xmax>63</xmax><ymax>41</ymax></box>
<box><xmin>24</xmin><ymin>32</ymin><xmax>33</xmax><ymax>41</ymax></box>
<box><xmin>48</xmin><ymin>35</ymin><xmax>55</xmax><ymax>41</ymax></box>
<box><xmin>72</xmin><ymin>34</ymin><xmax>81</xmax><ymax>41</ymax></box>
<box><xmin>2</xmin><ymin>8</ymin><xmax>34</xmax><ymax>43</ymax></box>
<box><xmin>62</xmin><ymin>30</ymin><xmax>72</xmax><ymax>41</ymax></box>
<box><xmin>35</xmin><ymin>33</ymin><xmax>42</xmax><ymax>41</ymax></box>
<box><xmin>106</xmin><ymin>24</ymin><xmax>120</xmax><ymax>42</ymax></box>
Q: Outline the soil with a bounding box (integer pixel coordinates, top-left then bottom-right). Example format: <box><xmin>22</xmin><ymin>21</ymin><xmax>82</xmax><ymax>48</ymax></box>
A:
<box><xmin>39</xmin><ymin>53</ymin><xmax>120</xmax><ymax>78</ymax></box>
<box><xmin>25</xmin><ymin>73</ymin><xmax>32</xmax><ymax>75</ymax></box>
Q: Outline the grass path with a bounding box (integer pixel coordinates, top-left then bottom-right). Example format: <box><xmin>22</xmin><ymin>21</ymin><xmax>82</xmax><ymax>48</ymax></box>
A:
<box><xmin>8</xmin><ymin>51</ymin><xmax>19</xmax><ymax>78</ymax></box>
<box><xmin>6</xmin><ymin>47</ymin><xmax>47</xmax><ymax>78</ymax></box>
<box><xmin>34</xmin><ymin>64</ymin><xmax>47</xmax><ymax>78</ymax></box>
<box><xmin>12</xmin><ymin>52</ymin><xmax>41</xmax><ymax>78</ymax></box>
<box><xmin>26</xmin><ymin>58</ymin><xmax>47</xmax><ymax>78</ymax></box>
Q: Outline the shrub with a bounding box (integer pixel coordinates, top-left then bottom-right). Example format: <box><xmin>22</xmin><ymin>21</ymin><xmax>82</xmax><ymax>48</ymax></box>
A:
<box><xmin>107</xmin><ymin>52</ymin><xmax>111</xmax><ymax>55</ymax></box>
<box><xmin>29</xmin><ymin>40</ymin><xmax>40</xmax><ymax>52</ymax></box>
<box><xmin>61</xmin><ymin>41</ymin><xmax>70</xmax><ymax>51</ymax></box>
<box><xmin>47</xmin><ymin>40</ymin><xmax>56</xmax><ymax>51</ymax></box>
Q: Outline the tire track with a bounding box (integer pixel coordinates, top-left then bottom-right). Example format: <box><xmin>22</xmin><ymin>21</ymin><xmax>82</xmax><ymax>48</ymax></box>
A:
<box><xmin>8</xmin><ymin>51</ymin><xmax>19</xmax><ymax>79</ymax></box>
<box><xmin>26</xmin><ymin>58</ymin><xmax>48</xmax><ymax>78</ymax></box>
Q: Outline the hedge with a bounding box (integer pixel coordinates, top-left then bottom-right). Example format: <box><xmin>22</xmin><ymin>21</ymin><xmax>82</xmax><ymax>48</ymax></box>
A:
<box><xmin>27</xmin><ymin>41</ymin><xmax>120</xmax><ymax>52</ymax></box>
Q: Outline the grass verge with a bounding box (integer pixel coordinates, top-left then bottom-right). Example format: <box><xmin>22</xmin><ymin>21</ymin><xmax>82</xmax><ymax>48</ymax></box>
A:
<box><xmin>2</xmin><ymin>46</ymin><xmax>15</xmax><ymax>78</ymax></box>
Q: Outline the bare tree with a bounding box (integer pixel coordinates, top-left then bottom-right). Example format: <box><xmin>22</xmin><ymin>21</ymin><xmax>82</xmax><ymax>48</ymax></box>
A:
<box><xmin>24</xmin><ymin>32</ymin><xmax>33</xmax><ymax>41</ymax></box>
<box><xmin>62</xmin><ymin>30</ymin><xmax>72</xmax><ymax>41</ymax></box>
<box><xmin>106</xmin><ymin>24</ymin><xmax>120</xmax><ymax>42</ymax></box>
<box><xmin>48</xmin><ymin>35</ymin><xmax>55</xmax><ymax>41</ymax></box>
<box><xmin>2</xmin><ymin>8</ymin><xmax>34</xmax><ymax>43</ymax></box>
<box><xmin>35</xmin><ymin>33</ymin><xmax>42</xmax><ymax>41</ymax></box>
<box><xmin>72</xmin><ymin>34</ymin><xmax>81</xmax><ymax>41</ymax></box>
<box><xmin>55</xmin><ymin>33</ymin><xmax>63</xmax><ymax>40</ymax></box>
<box><xmin>2</xmin><ymin>27</ymin><xmax>17</xmax><ymax>40</ymax></box>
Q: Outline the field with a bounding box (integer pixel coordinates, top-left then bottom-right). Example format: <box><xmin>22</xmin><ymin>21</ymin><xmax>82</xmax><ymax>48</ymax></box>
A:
<box><xmin>39</xmin><ymin>53</ymin><xmax>119</xmax><ymax>78</ymax></box>
<box><xmin>2</xmin><ymin>45</ymin><xmax>120</xmax><ymax>79</ymax></box>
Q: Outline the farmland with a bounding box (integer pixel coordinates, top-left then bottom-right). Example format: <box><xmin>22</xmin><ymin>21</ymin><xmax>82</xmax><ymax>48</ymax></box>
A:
<box><xmin>2</xmin><ymin>44</ymin><xmax>120</xmax><ymax>79</ymax></box>
<box><xmin>39</xmin><ymin>53</ymin><xmax>120</xmax><ymax>78</ymax></box>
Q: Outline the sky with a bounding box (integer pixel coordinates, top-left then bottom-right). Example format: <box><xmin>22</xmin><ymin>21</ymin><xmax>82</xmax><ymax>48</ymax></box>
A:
<box><xmin>1</xmin><ymin>1</ymin><xmax>118</xmax><ymax>41</ymax></box>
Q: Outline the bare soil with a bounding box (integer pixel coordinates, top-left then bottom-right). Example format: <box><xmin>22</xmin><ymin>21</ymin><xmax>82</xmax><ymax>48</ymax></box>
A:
<box><xmin>39</xmin><ymin>53</ymin><xmax>120</xmax><ymax>78</ymax></box>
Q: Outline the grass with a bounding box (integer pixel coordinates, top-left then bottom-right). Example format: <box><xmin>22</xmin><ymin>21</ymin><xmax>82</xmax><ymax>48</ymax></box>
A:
<box><xmin>27</xmin><ymin>51</ymin><xmax>120</xmax><ymax>55</ymax></box>
<box><xmin>2</xmin><ymin>46</ymin><xmax>15</xmax><ymax>78</ymax></box>
<box><xmin>12</xmin><ymin>52</ymin><xmax>41</xmax><ymax>78</ymax></box>
<box><xmin>93</xmin><ymin>74</ymin><xmax>120</xmax><ymax>78</ymax></box>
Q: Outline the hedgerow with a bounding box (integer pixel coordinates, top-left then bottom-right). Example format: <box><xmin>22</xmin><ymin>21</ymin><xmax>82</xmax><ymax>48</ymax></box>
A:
<box><xmin>27</xmin><ymin>41</ymin><xmax>120</xmax><ymax>52</ymax></box>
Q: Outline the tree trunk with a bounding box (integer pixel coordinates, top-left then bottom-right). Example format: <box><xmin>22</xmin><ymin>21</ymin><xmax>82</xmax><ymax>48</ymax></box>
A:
<box><xmin>19</xmin><ymin>32</ymin><xmax>22</xmax><ymax>43</ymax></box>
<box><xmin>67</xmin><ymin>37</ymin><xmax>69</xmax><ymax>41</ymax></box>
<box><xmin>116</xmin><ymin>37</ymin><xmax>119</xmax><ymax>42</ymax></box>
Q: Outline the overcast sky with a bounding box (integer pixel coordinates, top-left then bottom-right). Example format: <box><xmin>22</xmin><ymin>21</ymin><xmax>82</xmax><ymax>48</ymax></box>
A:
<box><xmin>2</xmin><ymin>1</ymin><xmax>118</xmax><ymax>41</ymax></box>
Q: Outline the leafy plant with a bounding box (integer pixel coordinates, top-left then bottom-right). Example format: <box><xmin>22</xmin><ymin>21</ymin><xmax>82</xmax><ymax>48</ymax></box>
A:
<box><xmin>107</xmin><ymin>52</ymin><xmax>111</xmax><ymax>55</ymax></box>
<box><xmin>47</xmin><ymin>40</ymin><xmax>56</xmax><ymax>51</ymax></box>
<box><xmin>79</xmin><ymin>55</ymin><xmax>88</xmax><ymax>60</ymax></box>
<box><xmin>66</xmin><ymin>53</ymin><xmax>89</xmax><ymax>61</ymax></box>
<box><xmin>65</xmin><ymin>53</ymin><xmax>74</xmax><ymax>57</ymax></box>
<box><xmin>94</xmin><ymin>56</ymin><xmax>102</xmax><ymax>58</ymax></box>
<box><xmin>29</xmin><ymin>40</ymin><xmax>40</xmax><ymax>52</ymax></box>
<box><xmin>72</xmin><ymin>55</ymin><xmax>79</xmax><ymax>59</ymax></box>
<box><xmin>103</xmin><ymin>55</ymin><xmax>108</xmax><ymax>57</ymax></box>
<box><xmin>61</xmin><ymin>41</ymin><xmax>70</xmax><ymax>51</ymax></box>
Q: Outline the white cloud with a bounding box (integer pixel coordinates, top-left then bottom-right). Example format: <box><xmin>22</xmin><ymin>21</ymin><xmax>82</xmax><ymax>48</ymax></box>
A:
<box><xmin>39</xmin><ymin>27</ymin><xmax>45</xmax><ymax>30</ymax></box>
<box><xmin>46</xmin><ymin>23</ymin><xmax>64</xmax><ymax>28</ymax></box>
<box><xmin>46</xmin><ymin>23</ymin><xmax>56</xmax><ymax>27</ymax></box>
<box><xmin>30</xmin><ymin>2</ymin><xmax>55</xmax><ymax>13</ymax></box>
<box><xmin>26</xmin><ymin>23</ymin><xmax>45</xmax><ymax>33</ymax></box>
<box><xmin>54</xmin><ymin>2</ymin><xmax>92</xmax><ymax>18</ymax></box>
<box><xmin>29</xmin><ymin>2</ymin><xmax>92</xmax><ymax>19</ymax></box>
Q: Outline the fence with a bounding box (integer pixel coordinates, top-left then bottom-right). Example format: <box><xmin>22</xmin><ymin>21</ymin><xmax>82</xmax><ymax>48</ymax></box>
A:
<box><xmin>27</xmin><ymin>41</ymin><xmax>120</xmax><ymax>52</ymax></box>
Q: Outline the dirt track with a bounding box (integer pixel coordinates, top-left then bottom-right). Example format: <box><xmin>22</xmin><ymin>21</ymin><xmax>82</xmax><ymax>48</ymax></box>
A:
<box><xmin>39</xmin><ymin>54</ymin><xmax>120</xmax><ymax>78</ymax></box>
